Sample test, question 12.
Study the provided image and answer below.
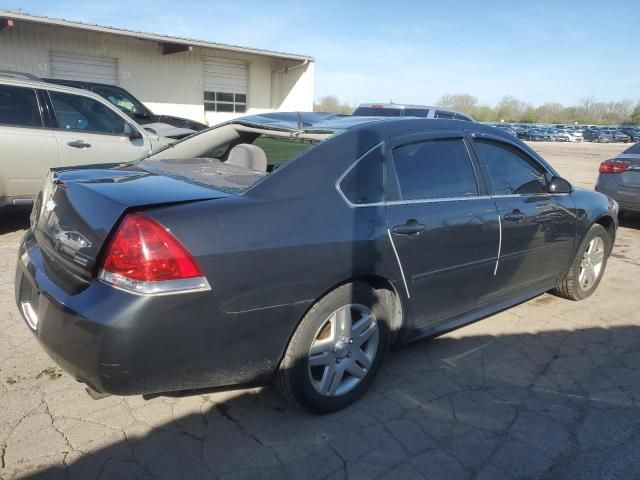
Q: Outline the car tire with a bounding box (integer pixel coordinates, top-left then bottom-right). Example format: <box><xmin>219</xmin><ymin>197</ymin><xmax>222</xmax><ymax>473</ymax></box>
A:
<box><xmin>553</xmin><ymin>224</ymin><xmax>611</xmax><ymax>301</ymax></box>
<box><xmin>276</xmin><ymin>282</ymin><xmax>392</xmax><ymax>414</ymax></box>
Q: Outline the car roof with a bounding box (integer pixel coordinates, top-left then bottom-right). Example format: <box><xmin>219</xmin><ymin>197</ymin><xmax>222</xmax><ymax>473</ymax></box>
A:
<box><xmin>0</xmin><ymin>74</ymin><xmax>120</xmax><ymax>102</ymax></box>
<box><xmin>235</xmin><ymin>112</ymin><xmax>507</xmax><ymax>138</ymax></box>
<box><xmin>357</xmin><ymin>103</ymin><xmax>443</xmax><ymax>110</ymax></box>
<box><xmin>44</xmin><ymin>78</ymin><xmax>123</xmax><ymax>89</ymax></box>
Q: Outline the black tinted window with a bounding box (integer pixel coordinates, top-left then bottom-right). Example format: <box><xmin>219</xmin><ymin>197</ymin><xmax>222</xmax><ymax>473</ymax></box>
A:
<box><xmin>353</xmin><ymin>107</ymin><xmax>402</xmax><ymax>117</ymax></box>
<box><xmin>0</xmin><ymin>85</ymin><xmax>42</xmax><ymax>127</ymax></box>
<box><xmin>404</xmin><ymin>108</ymin><xmax>429</xmax><ymax>117</ymax></box>
<box><xmin>340</xmin><ymin>144</ymin><xmax>384</xmax><ymax>204</ymax></box>
<box><xmin>392</xmin><ymin>138</ymin><xmax>478</xmax><ymax>200</ymax></box>
<box><xmin>435</xmin><ymin>111</ymin><xmax>456</xmax><ymax>119</ymax></box>
<box><xmin>474</xmin><ymin>141</ymin><xmax>547</xmax><ymax>195</ymax></box>
<box><xmin>50</xmin><ymin>91</ymin><xmax>126</xmax><ymax>134</ymax></box>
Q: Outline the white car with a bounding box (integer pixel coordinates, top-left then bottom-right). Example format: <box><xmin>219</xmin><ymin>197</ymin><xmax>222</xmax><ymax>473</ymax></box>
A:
<box><xmin>0</xmin><ymin>72</ymin><xmax>168</xmax><ymax>208</ymax></box>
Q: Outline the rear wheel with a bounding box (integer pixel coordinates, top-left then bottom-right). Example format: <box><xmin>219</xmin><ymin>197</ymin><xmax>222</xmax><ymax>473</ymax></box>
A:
<box><xmin>276</xmin><ymin>283</ymin><xmax>391</xmax><ymax>413</ymax></box>
<box><xmin>553</xmin><ymin>224</ymin><xmax>611</xmax><ymax>300</ymax></box>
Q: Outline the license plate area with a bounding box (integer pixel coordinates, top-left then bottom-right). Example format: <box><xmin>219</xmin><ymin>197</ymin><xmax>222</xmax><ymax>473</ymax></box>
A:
<box><xmin>19</xmin><ymin>277</ymin><xmax>40</xmax><ymax>330</ymax></box>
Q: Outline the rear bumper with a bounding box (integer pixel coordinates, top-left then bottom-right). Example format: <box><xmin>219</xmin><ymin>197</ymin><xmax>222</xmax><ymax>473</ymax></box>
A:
<box><xmin>15</xmin><ymin>231</ymin><xmax>309</xmax><ymax>395</ymax></box>
<box><xmin>595</xmin><ymin>175</ymin><xmax>640</xmax><ymax>213</ymax></box>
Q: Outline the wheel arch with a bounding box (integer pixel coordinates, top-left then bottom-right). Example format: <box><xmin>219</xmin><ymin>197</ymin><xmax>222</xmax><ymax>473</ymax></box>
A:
<box><xmin>593</xmin><ymin>213</ymin><xmax>617</xmax><ymax>253</ymax></box>
<box><xmin>278</xmin><ymin>274</ymin><xmax>407</xmax><ymax>369</ymax></box>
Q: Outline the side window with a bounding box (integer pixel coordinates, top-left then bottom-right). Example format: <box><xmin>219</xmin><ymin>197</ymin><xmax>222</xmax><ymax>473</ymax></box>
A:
<box><xmin>0</xmin><ymin>85</ymin><xmax>42</xmax><ymax>127</ymax></box>
<box><xmin>474</xmin><ymin>141</ymin><xmax>547</xmax><ymax>195</ymax></box>
<box><xmin>340</xmin><ymin>144</ymin><xmax>384</xmax><ymax>205</ymax></box>
<box><xmin>49</xmin><ymin>91</ymin><xmax>126</xmax><ymax>134</ymax></box>
<box><xmin>391</xmin><ymin>138</ymin><xmax>478</xmax><ymax>200</ymax></box>
<box><xmin>435</xmin><ymin>111</ymin><xmax>456</xmax><ymax>120</ymax></box>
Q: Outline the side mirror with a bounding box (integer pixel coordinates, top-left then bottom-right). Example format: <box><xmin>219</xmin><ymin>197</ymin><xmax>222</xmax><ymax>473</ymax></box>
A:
<box><xmin>548</xmin><ymin>176</ymin><xmax>572</xmax><ymax>194</ymax></box>
<box><xmin>124</xmin><ymin>122</ymin><xmax>142</xmax><ymax>139</ymax></box>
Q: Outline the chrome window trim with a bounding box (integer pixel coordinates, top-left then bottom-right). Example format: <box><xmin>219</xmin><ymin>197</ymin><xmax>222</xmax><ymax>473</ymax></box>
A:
<box><xmin>494</xmin><ymin>213</ymin><xmax>502</xmax><ymax>276</ymax></box>
<box><xmin>385</xmin><ymin>195</ymin><xmax>490</xmax><ymax>206</ymax></box>
<box><xmin>386</xmin><ymin>229</ymin><xmax>410</xmax><ymax>299</ymax></box>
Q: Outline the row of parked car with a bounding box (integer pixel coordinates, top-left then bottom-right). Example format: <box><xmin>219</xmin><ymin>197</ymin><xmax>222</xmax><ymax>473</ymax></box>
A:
<box><xmin>491</xmin><ymin>123</ymin><xmax>640</xmax><ymax>144</ymax></box>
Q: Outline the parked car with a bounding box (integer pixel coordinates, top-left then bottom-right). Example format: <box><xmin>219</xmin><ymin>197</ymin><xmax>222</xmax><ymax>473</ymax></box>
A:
<box><xmin>525</xmin><ymin>128</ymin><xmax>551</xmax><ymax>141</ymax></box>
<box><xmin>352</xmin><ymin>103</ymin><xmax>474</xmax><ymax>121</ymax></box>
<box><xmin>16</xmin><ymin>113</ymin><xmax>617</xmax><ymax>413</ymax></box>
<box><xmin>608</xmin><ymin>130</ymin><xmax>632</xmax><ymax>143</ymax></box>
<box><xmin>595</xmin><ymin>141</ymin><xmax>640</xmax><ymax>216</ymax></box>
<box><xmin>583</xmin><ymin>129</ymin><xmax>612</xmax><ymax>143</ymax></box>
<box><xmin>619</xmin><ymin>128</ymin><xmax>640</xmax><ymax>142</ymax></box>
<box><xmin>45</xmin><ymin>78</ymin><xmax>207</xmax><ymax>138</ymax></box>
<box><xmin>0</xmin><ymin>72</ymin><xmax>167</xmax><ymax>208</ymax></box>
<box><xmin>547</xmin><ymin>128</ymin><xmax>571</xmax><ymax>142</ymax></box>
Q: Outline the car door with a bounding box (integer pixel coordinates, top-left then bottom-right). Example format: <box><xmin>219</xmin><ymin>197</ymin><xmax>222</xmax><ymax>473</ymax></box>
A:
<box><xmin>0</xmin><ymin>84</ymin><xmax>59</xmax><ymax>202</ymax></box>
<box><xmin>469</xmin><ymin>133</ymin><xmax>577</xmax><ymax>298</ymax></box>
<box><xmin>46</xmin><ymin>89</ymin><xmax>151</xmax><ymax>166</ymax></box>
<box><xmin>385</xmin><ymin>131</ymin><xmax>500</xmax><ymax>328</ymax></box>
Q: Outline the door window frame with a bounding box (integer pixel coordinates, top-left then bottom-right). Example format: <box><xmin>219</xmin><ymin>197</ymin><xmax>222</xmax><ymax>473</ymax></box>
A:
<box><xmin>385</xmin><ymin>130</ymin><xmax>489</xmax><ymax>204</ymax></box>
<box><xmin>0</xmin><ymin>84</ymin><xmax>46</xmax><ymax>130</ymax></box>
<box><xmin>44</xmin><ymin>89</ymin><xmax>143</xmax><ymax>138</ymax></box>
<box><xmin>466</xmin><ymin>131</ymin><xmax>567</xmax><ymax>198</ymax></box>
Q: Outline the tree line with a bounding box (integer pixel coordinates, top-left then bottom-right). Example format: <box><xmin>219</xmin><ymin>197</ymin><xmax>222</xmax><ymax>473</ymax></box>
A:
<box><xmin>314</xmin><ymin>94</ymin><xmax>640</xmax><ymax>125</ymax></box>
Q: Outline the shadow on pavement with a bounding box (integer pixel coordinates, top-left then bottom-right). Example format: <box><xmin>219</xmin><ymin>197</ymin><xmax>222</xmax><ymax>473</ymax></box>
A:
<box><xmin>0</xmin><ymin>207</ymin><xmax>30</xmax><ymax>235</ymax></box>
<box><xmin>620</xmin><ymin>211</ymin><xmax>640</xmax><ymax>230</ymax></box>
<box><xmin>23</xmin><ymin>325</ymin><xmax>640</xmax><ymax>480</ymax></box>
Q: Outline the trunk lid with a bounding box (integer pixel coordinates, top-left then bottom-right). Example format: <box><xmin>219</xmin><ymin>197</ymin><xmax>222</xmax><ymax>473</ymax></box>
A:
<box><xmin>614</xmin><ymin>154</ymin><xmax>640</xmax><ymax>189</ymax></box>
<box><xmin>33</xmin><ymin>161</ymin><xmax>232</xmax><ymax>278</ymax></box>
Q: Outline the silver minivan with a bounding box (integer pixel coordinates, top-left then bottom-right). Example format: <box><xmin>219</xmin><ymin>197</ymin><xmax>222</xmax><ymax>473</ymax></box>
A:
<box><xmin>0</xmin><ymin>72</ymin><xmax>167</xmax><ymax>207</ymax></box>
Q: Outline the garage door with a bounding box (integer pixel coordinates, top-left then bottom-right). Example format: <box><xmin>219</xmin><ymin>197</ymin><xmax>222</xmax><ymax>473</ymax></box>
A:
<box><xmin>50</xmin><ymin>52</ymin><xmax>118</xmax><ymax>85</ymax></box>
<box><xmin>203</xmin><ymin>57</ymin><xmax>248</xmax><ymax>114</ymax></box>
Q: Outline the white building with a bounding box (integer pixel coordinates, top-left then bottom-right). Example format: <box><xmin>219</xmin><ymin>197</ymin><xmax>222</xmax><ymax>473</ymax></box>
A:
<box><xmin>0</xmin><ymin>10</ymin><xmax>314</xmax><ymax>125</ymax></box>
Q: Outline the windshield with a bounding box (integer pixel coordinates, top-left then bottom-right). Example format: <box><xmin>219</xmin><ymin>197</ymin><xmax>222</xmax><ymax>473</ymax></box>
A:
<box><xmin>91</xmin><ymin>85</ymin><xmax>152</xmax><ymax>119</ymax></box>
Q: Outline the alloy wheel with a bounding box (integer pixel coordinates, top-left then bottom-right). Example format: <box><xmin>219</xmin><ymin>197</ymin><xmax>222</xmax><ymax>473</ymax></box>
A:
<box><xmin>579</xmin><ymin>236</ymin><xmax>605</xmax><ymax>291</ymax></box>
<box><xmin>307</xmin><ymin>304</ymin><xmax>379</xmax><ymax>397</ymax></box>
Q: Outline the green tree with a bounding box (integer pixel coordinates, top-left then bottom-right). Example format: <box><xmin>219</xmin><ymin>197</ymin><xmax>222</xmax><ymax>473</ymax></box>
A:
<box><xmin>314</xmin><ymin>95</ymin><xmax>353</xmax><ymax>114</ymax></box>
<box><xmin>631</xmin><ymin>105</ymin><xmax>640</xmax><ymax>125</ymax></box>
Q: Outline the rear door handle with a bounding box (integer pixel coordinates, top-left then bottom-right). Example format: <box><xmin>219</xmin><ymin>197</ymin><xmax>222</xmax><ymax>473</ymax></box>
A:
<box><xmin>67</xmin><ymin>140</ymin><xmax>91</xmax><ymax>149</ymax></box>
<box><xmin>393</xmin><ymin>220</ymin><xmax>425</xmax><ymax>235</ymax></box>
<box><xmin>503</xmin><ymin>210</ymin><xmax>525</xmax><ymax>223</ymax></box>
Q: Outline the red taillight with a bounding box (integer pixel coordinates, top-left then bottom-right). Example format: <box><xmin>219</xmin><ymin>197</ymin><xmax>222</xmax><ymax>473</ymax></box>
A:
<box><xmin>599</xmin><ymin>160</ymin><xmax>630</xmax><ymax>174</ymax></box>
<box><xmin>101</xmin><ymin>213</ymin><xmax>203</xmax><ymax>283</ymax></box>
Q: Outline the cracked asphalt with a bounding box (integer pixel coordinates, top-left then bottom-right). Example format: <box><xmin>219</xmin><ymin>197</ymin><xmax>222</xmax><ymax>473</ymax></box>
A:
<box><xmin>1</xmin><ymin>142</ymin><xmax>640</xmax><ymax>480</ymax></box>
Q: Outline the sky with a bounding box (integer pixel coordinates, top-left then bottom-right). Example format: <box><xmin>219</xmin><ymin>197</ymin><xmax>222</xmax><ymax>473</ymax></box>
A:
<box><xmin>9</xmin><ymin>0</ymin><xmax>640</xmax><ymax>107</ymax></box>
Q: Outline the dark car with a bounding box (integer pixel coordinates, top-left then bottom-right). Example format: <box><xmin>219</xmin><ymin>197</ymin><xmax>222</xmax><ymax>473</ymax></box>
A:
<box><xmin>15</xmin><ymin>113</ymin><xmax>618</xmax><ymax>413</ymax></box>
<box><xmin>603</xmin><ymin>129</ymin><xmax>632</xmax><ymax>143</ymax></box>
<box><xmin>619</xmin><ymin>128</ymin><xmax>640</xmax><ymax>142</ymax></box>
<box><xmin>44</xmin><ymin>78</ymin><xmax>208</xmax><ymax>136</ymax></box>
<box><xmin>595</xmin><ymin>142</ymin><xmax>640</xmax><ymax>215</ymax></box>
<box><xmin>352</xmin><ymin>103</ymin><xmax>474</xmax><ymax>121</ymax></box>
<box><xmin>583</xmin><ymin>128</ymin><xmax>612</xmax><ymax>143</ymax></box>
<box><xmin>524</xmin><ymin>128</ymin><xmax>551</xmax><ymax>141</ymax></box>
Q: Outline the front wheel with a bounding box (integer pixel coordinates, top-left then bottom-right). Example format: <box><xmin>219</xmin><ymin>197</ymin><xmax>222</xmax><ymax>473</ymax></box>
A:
<box><xmin>276</xmin><ymin>283</ymin><xmax>391</xmax><ymax>413</ymax></box>
<box><xmin>553</xmin><ymin>224</ymin><xmax>611</xmax><ymax>300</ymax></box>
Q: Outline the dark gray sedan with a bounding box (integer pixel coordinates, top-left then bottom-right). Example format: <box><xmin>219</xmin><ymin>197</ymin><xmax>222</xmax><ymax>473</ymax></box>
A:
<box><xmin>15</xmin><ymin>113</ymin><xmax>618</xmax><ymax>413</ymax></box>
<box><xmin>596</xmin><ymin>142</ymin><xmax>640</xmax><ymax>215</ymax></box>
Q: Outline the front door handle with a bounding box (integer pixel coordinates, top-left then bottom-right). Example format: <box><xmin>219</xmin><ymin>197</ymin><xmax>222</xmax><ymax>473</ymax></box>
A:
<box><xmin>67</xmin><ymin>140</ymin><xmax>91</xmax><ymax>149</ymax></box>
<box><xmin>393</xmin><ymin>220</ymin><xmax>425</xmax><ymax>235</ymax></box>
<box><xmin>503</xmin><ymin>210</ymin><xmax>526</xmax><ymax>223</ymax></box>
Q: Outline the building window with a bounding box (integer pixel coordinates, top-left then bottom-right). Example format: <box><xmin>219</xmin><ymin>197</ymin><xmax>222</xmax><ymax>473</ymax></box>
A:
<box><xmin>204</xmin><ymin>92</ymin><xmax>247</xmax><ymax>113</ymax></box>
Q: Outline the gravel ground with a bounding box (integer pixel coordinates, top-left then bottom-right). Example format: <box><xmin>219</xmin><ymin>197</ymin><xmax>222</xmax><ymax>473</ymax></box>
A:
<box><xmin>1</xmin><ymin>142</ymin><xmax>639</xmax><ymax>480</ymax></box>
